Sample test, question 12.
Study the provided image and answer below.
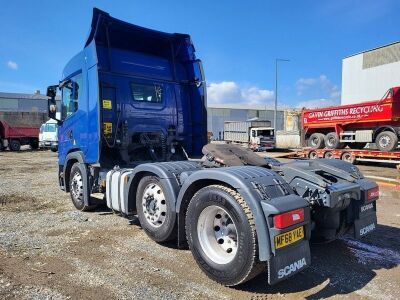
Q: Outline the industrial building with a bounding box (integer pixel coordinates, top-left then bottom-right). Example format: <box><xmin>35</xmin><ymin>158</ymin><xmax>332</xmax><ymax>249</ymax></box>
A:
<box><xmin>0</xmin><ymin>90</ymin><xmax>61</xmax><ymax>127</ymax></box>
<box><xmin>0</xmin><ymin>90</ymin><xmax>61</xmax><ymax>112</ymax></box>
<box><xmin>207</xmin><ymin>103</ymin><xmax>284</xmax><ymax>140</ymax></box>
<box><xmin>342</xmin><ymin>41</ymin><xmax>400</xmax><ymax>104</ymax></box>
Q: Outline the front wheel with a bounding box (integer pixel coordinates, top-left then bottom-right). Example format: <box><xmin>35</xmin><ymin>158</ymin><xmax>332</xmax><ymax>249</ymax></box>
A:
<box><xmin>69</xmin><ymin>163</ymin><xmax>95</xmax><ymax>211</ymax></box>
<box><xmin>186</xmin><ymin>185</ymin><xmax>265</xmax><ymax>286</ymax></box>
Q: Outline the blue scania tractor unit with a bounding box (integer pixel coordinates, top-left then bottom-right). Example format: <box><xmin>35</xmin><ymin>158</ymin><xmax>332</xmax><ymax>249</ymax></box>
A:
<box><xmin>47</xmin><ymin>8</ymin><xmax>379</xmax><ymax>287</ymax></box>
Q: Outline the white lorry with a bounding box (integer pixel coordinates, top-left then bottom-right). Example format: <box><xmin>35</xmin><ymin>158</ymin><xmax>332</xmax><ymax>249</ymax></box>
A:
<box><xmin>224</xmin><ymin>120</ymin><xmax>275</xmax><ymax>151</ymax></box>
<box><xmin>39</xmin><ymin>118</ymin><xmax>58</xmax><ymax>152</ymax></box>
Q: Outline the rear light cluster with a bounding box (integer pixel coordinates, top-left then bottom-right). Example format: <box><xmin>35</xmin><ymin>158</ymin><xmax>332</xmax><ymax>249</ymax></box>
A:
<box><xmin>367</xmin><ymin>186</ymin><xmax>379</xmax><ymax>202</ymax></box>
<box><xmin>274</xmin><ymin>208</ymin><xmax>304</xmax><ymax>229</ymax></box>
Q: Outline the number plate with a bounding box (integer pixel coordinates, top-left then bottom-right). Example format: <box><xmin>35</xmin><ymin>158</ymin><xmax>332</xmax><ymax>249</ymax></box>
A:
<box><xmin>274</xmin><ymin>227</ymin><xmax>304</xmax><ymax>249</ymax></box>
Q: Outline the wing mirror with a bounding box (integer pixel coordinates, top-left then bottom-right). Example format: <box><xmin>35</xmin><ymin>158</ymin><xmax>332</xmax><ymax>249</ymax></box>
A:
<box><xmin>47</xmin><ymin>85</ymin><xmax>62</xmax><ymax>124</ymax></box>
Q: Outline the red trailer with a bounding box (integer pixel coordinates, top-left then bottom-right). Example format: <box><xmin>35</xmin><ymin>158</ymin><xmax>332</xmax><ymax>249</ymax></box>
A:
<box><xmin>302</xmin><ymin>86</ymin><xmax>400</xmax><ymax>151</ymax></box>
<box><xmin>0</xmin><ymin>120</ymin><xmax>39</xmax><ymax>151</ymax></box>
<box><xmin>297</xmin><ymin>147</ymin><xmax>400</xmax><ymax>169</ymax></box>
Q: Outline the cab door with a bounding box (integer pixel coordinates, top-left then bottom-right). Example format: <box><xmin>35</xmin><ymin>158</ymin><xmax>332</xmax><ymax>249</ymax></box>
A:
<box><xmin>58</xmin><ymin>72</ymin><xmax>86</xmax><ymax>164</ymax></box>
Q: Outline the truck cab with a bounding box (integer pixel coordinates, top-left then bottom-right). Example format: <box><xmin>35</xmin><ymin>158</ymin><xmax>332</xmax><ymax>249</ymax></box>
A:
<box><xmin>48</xmin><ymin>8</ymin><xmax>207</xmax><ymax>172</ymax></box>
<box><xmin>39</xmin><ymin>117</ymin><xmax>58</xmax><ymax>151</ymax></box>
<box><xmin>250</xmin><ymin>127</ymin><xmax>275</xmax><ymax>150</ymax></box>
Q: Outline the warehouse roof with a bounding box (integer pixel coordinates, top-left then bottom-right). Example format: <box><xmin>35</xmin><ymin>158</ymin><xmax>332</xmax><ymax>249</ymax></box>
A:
<box><xmin>207</xmin><ymin>103</ymin><xmax>291</xmax><ymax>111</ymax></box>
<box><xmin>0</xmin><ymin>91</ymin><xmax>60</xmax><ymax>100</ymax></box>
<box><xmin>344</xmin><ymin>41</ymin><xmax>400</xmax><ymax>59</ymax></box>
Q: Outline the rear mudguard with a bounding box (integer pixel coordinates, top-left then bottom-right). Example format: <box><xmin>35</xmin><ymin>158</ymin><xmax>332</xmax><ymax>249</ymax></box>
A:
<box><xmin>112</xmin><ymin>161</ymin><xmax>202</xmax><ymax>215</ymax></box>
<box><xmin>176</xmin><ymin>166</ymin><xmax>311</xmax><ymax>266</ymax></box>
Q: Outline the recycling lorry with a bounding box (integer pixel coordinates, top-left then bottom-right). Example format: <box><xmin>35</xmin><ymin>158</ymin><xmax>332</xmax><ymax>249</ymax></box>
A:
<box><xmin>47</xmin><ymin>9</ymin><xmax>379</xmax><ymax>287</ymax></box>
<box><xmin>302</xmin><ymin>87</ymin><xmax>400</xmax><ymax>151</ymax></box>
<box><xmin>224</xmin><ymin>120</ymin><xmax>275</xmax><ymax>151</ymax></box>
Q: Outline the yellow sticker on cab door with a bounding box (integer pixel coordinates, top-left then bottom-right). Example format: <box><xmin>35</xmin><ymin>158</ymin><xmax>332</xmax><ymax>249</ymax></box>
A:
<box><xmin>103</xmin><ymin>122</ymin><xmax>112</xmax><ymax>136</ymax></box>
<box><xmin>102</xmin><ymin>99</ymin><xmax>112</xmax><ymax>109</ymax></box>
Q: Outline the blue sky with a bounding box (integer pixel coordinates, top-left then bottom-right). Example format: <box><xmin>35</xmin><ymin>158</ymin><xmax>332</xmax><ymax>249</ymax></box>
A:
<box><xmin>0</xmin><ymin>0</ymin><xmax>398</xmax><ymax>108</ymax></box>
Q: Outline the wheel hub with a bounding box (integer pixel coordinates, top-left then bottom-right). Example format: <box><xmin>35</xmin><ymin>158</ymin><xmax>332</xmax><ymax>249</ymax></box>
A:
<box><xmin>142</xmin><ymin>183</ymin><xmax>167</xmax><ymax>228</ymax></box>
<box><xmin>197</xmin><ymin>205</ymin><xmax>238</xmax><ymax>264</ymax></box>
<box><xmin>311</xmin><ymin>138</ymin><xmax>318</xmax><ymax>146</ymax></box>
<box><xmin>379</xmin><ymin>136</ymin><xmax>390</xmax><ymax>148</ymax></box>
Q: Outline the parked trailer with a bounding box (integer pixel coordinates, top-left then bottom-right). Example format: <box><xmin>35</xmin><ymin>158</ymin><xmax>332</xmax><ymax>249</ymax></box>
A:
<box><xmin>302</xmin><ymin>87</ymin><xmax>400</xmax><ymax>151</ymax></box>
<box><xmin>46</xmin><ymin>9</ymin><xmax>378</xmax><ymax>287</ymax></box>
<box><xmin>0</xmin><ymin>120</ymin><xmax>39</xmax><ymax>151</ymax></box>
<box><xmin>298</xmin><ymin>147</ymin><xmax>400</xmax><ymax>166</ymax></box>
<box><xmin>224</xmin><ymin>120</ymin><xmax>275</xmax><ymax>151</ymax></box>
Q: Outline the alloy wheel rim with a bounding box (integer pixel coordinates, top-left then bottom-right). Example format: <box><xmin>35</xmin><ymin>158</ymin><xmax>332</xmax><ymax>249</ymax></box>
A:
<box><xmin>142</xmin><ymin>183</ymin><xmax>167</xmax><ymax>228</ymax></box>
<box><xmin>197</xmin><ymin>205</ymin><xmax>238</xmax><ymax>264</ymax></box>
<box><xmin>71</xmin><ymin>172</ymin><xmax>83</xmax><ymax>204</ymax></box>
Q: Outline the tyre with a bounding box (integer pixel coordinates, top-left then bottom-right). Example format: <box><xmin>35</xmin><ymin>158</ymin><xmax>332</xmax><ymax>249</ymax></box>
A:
<box><xmin>307</xmin><ymin>133</ymin><xmax>325</xmax><ymax>149</ymax></box>
<box><xmin>324</xmin><ymin>132</ymin><xmax>345</xmax><ymax>149</ymax></box>
<box><xmin>375</xmin><ymin>131</ymin><xmax>398</xmax><ymax>152</ymax></box>
<box><xmin>9</xmin><ymin>139</ymin><xmax>21</xmax><ymax>151</ymax></box>
<box><xmin>186</xmin><ymin>185</ymin><xmax>265</xmax><ymax>286</ymax></box>
<box><xmin>136</xmin><ymin>175</ymin><xmax>176</xmax><ymax>242</ymax></box>
<box><xmin>341</xmin><ymin>152</ymin><xmax>354</xmax><ymax>163</ymax></box>
<box><xmin>324</xmin><ymin>151</ymin><xmax>334</xmax><ymax>159</ymax></box>
<box><xmin>69</xmin><ymin>163</ymin><xmax>94</xmax><ymax>211</ymax></box>
<box><xmin>308</xmin><ymin>150</ymin><xmax>318</xmax><ymax>159</ymax></box>
<box><xmin>51</xmin><ymin>146</ymin><xmax>58</xmax><ymax>152</ymax></box>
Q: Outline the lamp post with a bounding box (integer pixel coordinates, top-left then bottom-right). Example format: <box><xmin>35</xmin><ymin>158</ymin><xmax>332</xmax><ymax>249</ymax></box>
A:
<box><xmin>274</xmin><ymin>58</ymin><xmax>290</xmax><ymax>131</ymax></box>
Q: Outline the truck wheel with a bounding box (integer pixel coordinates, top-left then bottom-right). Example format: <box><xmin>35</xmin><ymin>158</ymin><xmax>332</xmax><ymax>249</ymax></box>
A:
<box><xmin>341</xmin><ymin>152</ymin><xmax>354</xmax><ymax>163</ymax></box>
<box><xmin>9</xmin><ymin>139</ymin><xmax>21</xmax><ymax>151</ymax></box>
<box><xmin>308</xmin><ymin>150</ymin><xmax>318</xmax><ymax>159</ymax></box>
<box><xmin>324</xmin><ymin>151</ymin><xmax>334</xmax><ymax>159</ymax></box>
<box><xmin>69</xmin><ymin>163</ymin><xmax>94</xmax><ymax>211</ymax></box>
<box><xmin>375</xmin><ymin>131</ymin><xmax>398</xmax><ymax>151</ymax></box>
<box><xmin>308</xmin><ymin>133</ymin><xmax>325</xmax><ymax>149</ymax></box>
<box><xmin>186</xmin><ymin>185</ymin><xmax>265</xmax><ymax>286</ymax></box>
<box><xmin>136</xmin><ymin>176</ymin><xmax>176</xmax><ymax>242</ymax></box>
<box><xmin>324</xmin><ymin>132</ymin><xmax>345</xmax><ymax>149</ymax></box>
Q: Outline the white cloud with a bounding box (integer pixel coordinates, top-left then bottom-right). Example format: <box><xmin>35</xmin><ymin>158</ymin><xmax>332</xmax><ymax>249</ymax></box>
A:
<box><xmin>207</xmin><ymin>81</ymin><xmax>274</xmax><ymax>105</ymax></box>
<box><xmin>295</xmin><ymin>74</ymin><xmax>341</xmax><ymax>107</ymax></box>
<box><xmin>6</xmin><ymin>60</ymin><xmax>18</xmax><ymax>70</ymax></box>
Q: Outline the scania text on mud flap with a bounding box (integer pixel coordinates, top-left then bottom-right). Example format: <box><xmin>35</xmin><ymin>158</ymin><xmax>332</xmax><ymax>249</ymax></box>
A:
<box><xmin>47</xmin><ymin>9</ymin><xmax>376</xmax><ymax>287</ymax></box>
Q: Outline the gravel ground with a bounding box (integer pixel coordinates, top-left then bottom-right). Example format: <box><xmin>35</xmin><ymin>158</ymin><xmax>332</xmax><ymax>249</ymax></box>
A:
<box><xmin>1</xmin><ymin>150</ymin><xmax>400</xmax><ymax>299</ymax></box>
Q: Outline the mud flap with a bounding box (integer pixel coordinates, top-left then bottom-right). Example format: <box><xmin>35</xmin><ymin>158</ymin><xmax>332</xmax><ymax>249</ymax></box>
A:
<box><xmin>268</xmin><ymin>240</ymin><xmax>311</xmax><ymax>285</ymax></box>
<box><xmin>354</xmin><ymin>213</ymin><xmax>377</xmax><ymax>239</ymax></box>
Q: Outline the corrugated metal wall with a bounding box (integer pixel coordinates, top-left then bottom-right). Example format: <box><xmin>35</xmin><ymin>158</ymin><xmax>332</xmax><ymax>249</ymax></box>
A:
<box><xmin>0</xmin><ymin>95</ymin><xmax>61</xmax><ymax>113</ymax></box>
<box><xmin>342</xmin><ymin>42</ymin><xmax>400</xmax><ymax>104</ymax></box>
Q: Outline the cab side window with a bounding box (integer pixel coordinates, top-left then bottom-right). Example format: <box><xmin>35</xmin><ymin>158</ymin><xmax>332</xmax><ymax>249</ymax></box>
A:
<box><xmin>130</xmin><ymin>82</ymin><xmax>163</xmax><ymax>103</ymax></box>
<box><xmin>61</xmin><ymin>73</ymin><xmax>82</xmax><ymax>119</ymax></box>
